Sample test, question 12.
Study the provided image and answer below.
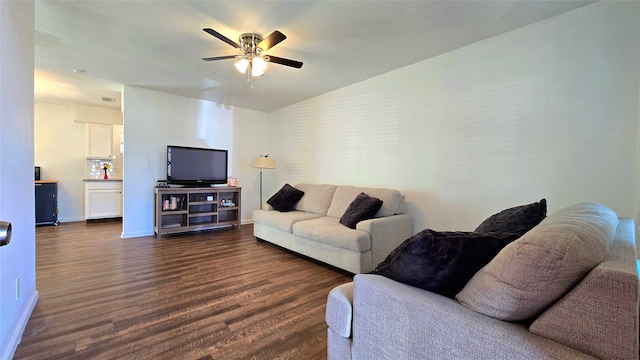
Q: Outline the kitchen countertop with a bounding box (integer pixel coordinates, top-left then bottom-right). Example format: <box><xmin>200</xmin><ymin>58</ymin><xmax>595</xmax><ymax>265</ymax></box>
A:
<box><xmin>83</xmin><ymin>178</ymin><xmax>123</xmax><ymax>182</ymax></box>
<box><xmin>35</xmin><ymin>180</ymin><xmax>59</xmax><ymax>184</ymax></box>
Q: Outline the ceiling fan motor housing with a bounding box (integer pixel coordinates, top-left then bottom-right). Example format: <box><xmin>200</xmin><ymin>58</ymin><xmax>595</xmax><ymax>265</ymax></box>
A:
<box><xmin>239</xmin><ymin>33</ymin><xmax>264</xmax><ymax>56</ymax></box>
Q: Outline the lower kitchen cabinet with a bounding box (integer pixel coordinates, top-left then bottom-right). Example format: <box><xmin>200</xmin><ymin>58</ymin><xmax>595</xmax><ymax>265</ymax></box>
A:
<box><xmin>85</xmin><ymin>180</ymin><xmax>122</xmax><ymax>220</ymax></box>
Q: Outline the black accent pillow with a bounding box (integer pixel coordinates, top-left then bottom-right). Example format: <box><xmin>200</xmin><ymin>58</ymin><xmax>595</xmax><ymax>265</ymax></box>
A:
<box><xmin>266</xmin><ymin>184</ymin><xmax>304</xmax><ymax>212</ymax></box>
<box><xmin>370</xmin><ymin>230</ymin><xmax>521</xmax><ymax>298</ymax></box>
<box><xmin>339</xmin><ymin>192</ymin><xmax>383</xmax><ymax>229</ymax></box>
<box><xmin>474</xmin><ymin>198</ymin><xmax>547</xmax><ymax>235</ymax></box>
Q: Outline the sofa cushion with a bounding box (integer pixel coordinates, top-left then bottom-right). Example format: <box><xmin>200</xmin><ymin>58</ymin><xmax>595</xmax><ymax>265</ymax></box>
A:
<box><xmin>267</xmin><ymin>183</ymin><xmax>304</xmax><ymax>212</ymax></box>
<box><xmin>475</xmin><ymin>198</ymin><xmax>547</xmax><ymax>235</ymax></box>
<box><xmin>457</xmin><ymin>203</ymin><xmax>618</xmax><ymax>321</ymax></box>
<box><xmin>529</xmin><ymin>219</ymin><xmax>639</xmax><ymax>360</ymax></box>
<box><xmin>340</xmin><ymin>192</ymin><xmax>383</xmax><ymax>229</ymax></box>
<box><xmin>370</xmin><ymin>229</ymin><xmax>520</xmax><ymax>298</ymax></box>
<box><xmin>293</xmin><ymin>184</ymin><xmax>337</xmax><ymax>215</ymax></box>
<box><xmin>327</xmin><ymin>186</ymin><xmax>402</xmax><ymax>219</ymax></box>
<box><xmin>253</xmin><ymin>210</ymin><xmax>323</xmax><ymax>233</ymax></box>
<box><xmin>293</xmin><ymin>217</ymin><xmax>371</xmax><ymax>252</ymax></box>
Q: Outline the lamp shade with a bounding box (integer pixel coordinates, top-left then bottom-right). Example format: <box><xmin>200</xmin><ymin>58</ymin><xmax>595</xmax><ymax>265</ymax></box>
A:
<box><xmin>251</xmin><ymin>57</ymin><xmax>267</xmax><ymax>77</ymax></box>
<box><xmin>235</xmin><ymin>58</ymin><xmax>249</xmax><ymax>74</ymax></box>
<box><xmin>254</xmin><ymin>157</ymin><xmax>276</xmax><ymax>169</ymax></box>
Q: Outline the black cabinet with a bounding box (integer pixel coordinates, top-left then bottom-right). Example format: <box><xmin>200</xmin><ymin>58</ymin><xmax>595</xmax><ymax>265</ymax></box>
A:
<box><xmin>35</xmin><ymin>182</ymin><xmax>58</xmax><ymax>226</ymax></box>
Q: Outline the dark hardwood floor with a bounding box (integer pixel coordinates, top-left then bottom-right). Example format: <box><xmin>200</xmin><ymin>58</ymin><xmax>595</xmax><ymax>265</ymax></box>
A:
<box><xmin>14</xmin><ymin>221</ymin><xmax>353</xmax><ymax>360</ymax></box>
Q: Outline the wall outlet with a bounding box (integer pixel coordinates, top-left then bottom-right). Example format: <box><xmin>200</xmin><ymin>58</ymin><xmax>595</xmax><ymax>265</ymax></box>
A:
<box><xmin>15</xmin><ymin>277</ymin><xmax>20</xmax><ymax>300</ymax></box>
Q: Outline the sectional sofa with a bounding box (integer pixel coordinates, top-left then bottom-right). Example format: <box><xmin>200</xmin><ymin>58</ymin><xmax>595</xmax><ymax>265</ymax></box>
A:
<box><xmin>326</xmin><ymin>202</ymin><xmax>639</xmax><ymax>359</ymax></box>
<box><xmin>253</xmin><ymin>183</ymin><xmax>412</xmax><ymax>274</ymax></box>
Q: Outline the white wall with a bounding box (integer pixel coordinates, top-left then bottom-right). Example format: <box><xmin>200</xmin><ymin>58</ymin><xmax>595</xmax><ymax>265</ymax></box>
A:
<box><xmin>0</xmin><ymin>1</ymin><xmax>38</xmax><ymax>360</ymax></box>
<box><xmin>121</xmin><ymin>86</ymin><xmax>267</xmax><ymax>238</ymax></box>
<box><xmin>637</xmin><ymin>52</ymin><xmax>640</xmax><ymax>258</ymax></box>
<box><xmin>73</xmin><ymin>103</ymin><xmax>122</xmax><ymax>125</ymax></box>
<box><xmin>34</xmin><ymin>103</ymin><xmax>85</xmax><ymax>221</ymax></box>
<box><xmin>34</xmin><ymin>102</ymin><xmax>123</xmax><ymax>222</ymax></box>
<box><xmin>268</xmin><ymin>2</ymin><xmax>640</xmax><ymax>234</ymax></box>
<box><xmin>233</xmin><ymin>107</ymin><xmax>271</xmax><ymax>216</ymax></box>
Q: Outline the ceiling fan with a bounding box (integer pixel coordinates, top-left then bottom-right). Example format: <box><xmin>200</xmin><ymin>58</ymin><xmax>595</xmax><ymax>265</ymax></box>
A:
<box><xmin>202</xmin><ymin>28</ymin><xmax>303</xmax><ymax>83</ymax></box>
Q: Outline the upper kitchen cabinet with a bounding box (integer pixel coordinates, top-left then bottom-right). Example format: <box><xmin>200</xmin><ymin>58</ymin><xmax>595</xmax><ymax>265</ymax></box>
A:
<box><xmin>114</xmin><ymin>125</ymin><xmax>123</xmax><ymax>156</ymax></box>
<box><xmin>86</xmin><ymin>123</ymin><xmax>113</xmax><ymax>159</ymax></box>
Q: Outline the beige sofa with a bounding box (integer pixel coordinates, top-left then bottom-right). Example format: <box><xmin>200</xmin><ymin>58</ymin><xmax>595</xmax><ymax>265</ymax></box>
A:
<box><xmin>327</xmin><ymin>203</ymin><xmax>639</xmax><ymax>359</ymax></box>
<box><xmin>253</xmin><ymin>184</ymin><xmax>412</xmax><ymax>274</ymax></box>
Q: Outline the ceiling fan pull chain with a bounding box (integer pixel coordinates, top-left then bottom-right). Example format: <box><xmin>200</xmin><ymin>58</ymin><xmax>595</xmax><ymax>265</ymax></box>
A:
<box><xmin>249</xmin><ymin>61</ymin><xmax>254</xmax><ymax>89</ymax></box>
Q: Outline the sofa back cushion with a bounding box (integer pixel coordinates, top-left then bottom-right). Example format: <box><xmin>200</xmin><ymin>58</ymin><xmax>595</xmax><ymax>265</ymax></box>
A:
<box><xmin>327</xmin><ymin>186</ymin><xmax>403</xmax><ymax>219</ymax></box>
<box><xmin>293</xmin><ymin>184</ymin><xmax>337</xmax><ymax>215</ymax></box>
<box><xmin>456</xmin><ymin>203</ymin><xmax>618</xmax><ymax>321</ymax></box>
<box><xmin>528</xmin><ymin>218</ymin><xmax>638</xmax><ymax>360</ymax></box>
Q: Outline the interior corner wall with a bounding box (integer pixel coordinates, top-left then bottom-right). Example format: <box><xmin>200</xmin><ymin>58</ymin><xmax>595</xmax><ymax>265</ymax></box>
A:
<box><xmin>34</xmin><ymin>102</ymin><xmax>86</xmax><ymax>222</ymax></box>
<box><xmin>232</xmin><ymin>107</ymin><xmax>269</xmax><ymax>222</ymax></box>
<box><xmin>0</xmin><ymin>1</ymin><xmax>38</xmax><ymax>360</ymax></box>
<box><xmin>121</xmin><ymin>86</ymin><xmax>267</xmax><ymax>238</ymax></box>
<box><xmin>267</xmin><ymin>2</ymin><xmax>640</xmax><ymax>234</ymax></box>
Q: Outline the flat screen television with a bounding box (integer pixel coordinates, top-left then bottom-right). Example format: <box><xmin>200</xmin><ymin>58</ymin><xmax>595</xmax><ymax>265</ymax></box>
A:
<box><xmin>167</xmin><ymin>145</ymin><xmax>228</xmax><ymax>186</ymax></box>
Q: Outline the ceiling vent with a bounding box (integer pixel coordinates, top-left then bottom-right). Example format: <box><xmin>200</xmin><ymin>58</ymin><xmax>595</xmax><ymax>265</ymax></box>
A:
<box><xmin>101</xmin><ymin>97</ymin><xmax>115</xmax><ymax>103</ymax></box>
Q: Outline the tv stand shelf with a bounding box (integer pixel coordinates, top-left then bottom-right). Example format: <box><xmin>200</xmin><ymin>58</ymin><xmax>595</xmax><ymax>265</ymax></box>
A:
<box><xmin>154</xmin><ymin>186</ymin><xmax>241</xmax><ymax>240</ymax></box>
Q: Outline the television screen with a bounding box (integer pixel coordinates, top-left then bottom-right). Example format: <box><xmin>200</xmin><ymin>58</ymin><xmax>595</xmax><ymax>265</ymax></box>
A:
<box><xmin>167</xmin><ymin>145</ymin><xmax>228</xmax><ymax>186</ymax></box>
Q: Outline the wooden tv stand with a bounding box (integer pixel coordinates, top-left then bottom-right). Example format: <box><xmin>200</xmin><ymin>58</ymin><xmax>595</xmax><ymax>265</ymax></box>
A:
<box><xmin>154</xmin><ymin>186</ymin><xmax>241</xmax><ymax>240</ymax></box>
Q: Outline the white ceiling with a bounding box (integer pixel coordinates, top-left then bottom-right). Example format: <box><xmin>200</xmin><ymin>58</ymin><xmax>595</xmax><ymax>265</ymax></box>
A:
<box><xmin>34</xmin><ymin>0</ymin><xmax>595</xmax><ymax>113</ymax></box>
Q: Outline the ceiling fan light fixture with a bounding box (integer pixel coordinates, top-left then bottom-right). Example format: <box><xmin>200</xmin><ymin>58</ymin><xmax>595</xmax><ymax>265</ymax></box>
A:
<box><xmin>251</xmin><ymin>57</ymin><xmax>266</xmax><ymax>77</ymax></box>
<box><xmin>234</xmin><ymin>58</ymin><xmax>249</xmax><ymax>74</ymax></box>
<box><xmin>203</xmin><ymin>28</ymin><xmax>302</xmax><ymax>86</ymax></box>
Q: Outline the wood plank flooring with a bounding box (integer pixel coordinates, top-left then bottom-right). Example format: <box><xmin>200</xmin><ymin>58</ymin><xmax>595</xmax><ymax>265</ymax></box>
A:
<box><xmin>13</xmin><ymin>221</ymin><xmax>353</xmax><ymax>360</ymax></box>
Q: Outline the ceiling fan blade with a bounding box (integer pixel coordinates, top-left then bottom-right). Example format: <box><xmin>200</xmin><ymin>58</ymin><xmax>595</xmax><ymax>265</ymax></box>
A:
<box><xmin>258</xmin><ymin>30</ymin><xmax>286</xmax><ymax>51</ymax></box>
<box><xmin>265</xmin><ymin>55</ymin><xmax>303</xmax><ymax>69</ymax></box>
<box><xmin>203</xmin><ymin>28</ymin><xmax>240</xmax><ymax>49</ymax></box>
<box><xmin>202</xmin><ymin>55</ymin><xmax>238</xmax><ymax>61</ymax></box>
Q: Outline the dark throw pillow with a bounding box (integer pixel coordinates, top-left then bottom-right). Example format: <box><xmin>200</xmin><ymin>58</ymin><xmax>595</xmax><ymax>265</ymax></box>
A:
<box><xmin>339</xmin><ymin>192</ymin><xmax>383</xmax><ymax>229</ymax></box>
<box><xmin>370</xmin><ymin>230</ymin><xmax>521</xmax><ymax>298</ymax></box>
<box><xmin>474</xmin><ymin>198</ymin><xmax>547</xmax><ymax>235</ymax></box>
<box><xmin>266</xmin><ymin>184</ymin><xmax>304</xmax><ymax>212</ymax></box>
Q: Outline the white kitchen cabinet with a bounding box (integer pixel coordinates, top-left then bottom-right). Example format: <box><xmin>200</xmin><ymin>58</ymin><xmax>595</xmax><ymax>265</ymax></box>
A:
<box><xmin>85</xmin><ymin>180</ymin><xmax>122</xmax><ymax>220</ymax></box>
<box><xmin>86</xmin><ymin>123</ymin><xmax>113</xmax><ymax>159</ymax></box>
<box><xmin>114</xmin><ymin>124</ymin><xmax>123</xmax><ymax>156</ymax></box>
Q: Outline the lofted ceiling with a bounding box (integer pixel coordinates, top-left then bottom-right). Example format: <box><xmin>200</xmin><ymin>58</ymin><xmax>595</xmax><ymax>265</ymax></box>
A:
<box><xmin>34</xmin><ymin>0</ymin><xmax>595</xmax><ymax>113</ymax></box>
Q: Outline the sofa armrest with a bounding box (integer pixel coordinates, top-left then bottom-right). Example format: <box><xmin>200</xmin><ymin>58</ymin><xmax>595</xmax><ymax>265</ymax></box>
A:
<box><xmin>326</xmin><ymin>282</ymin><xmax>354</xmax><ymax>337</ymax></box>
<box><xmin>356</xmin><ymin>213</ymin><xmax>412</xmax><ymax>267</ymax></box>
<box><xmin>351</xmin><ymin>274</ymin><xmax>596</xmax><ymax>360</ymax></box>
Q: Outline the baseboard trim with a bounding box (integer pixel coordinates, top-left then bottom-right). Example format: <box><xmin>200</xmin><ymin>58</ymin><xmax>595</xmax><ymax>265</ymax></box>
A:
<box><xmin>57</xmin><ymin>216</ymin><xmax>85</xmax><ymax>223</ymax></box>
<box><xmin>1</xmin><ymin>290</ymin><xmax>39</xmax><ymax>360</ymax></box>
<box><xmin>121</xmin><ymin>230</ymin><xmax>154</xmax><ymax>239</ymax></box>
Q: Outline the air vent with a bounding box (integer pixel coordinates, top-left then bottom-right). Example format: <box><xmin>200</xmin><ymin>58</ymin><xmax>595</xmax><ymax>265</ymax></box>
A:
<box><xmin>101</xmin><ymin>97</ymin><xmax>115</xmax><ymax>103</ymax></box>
